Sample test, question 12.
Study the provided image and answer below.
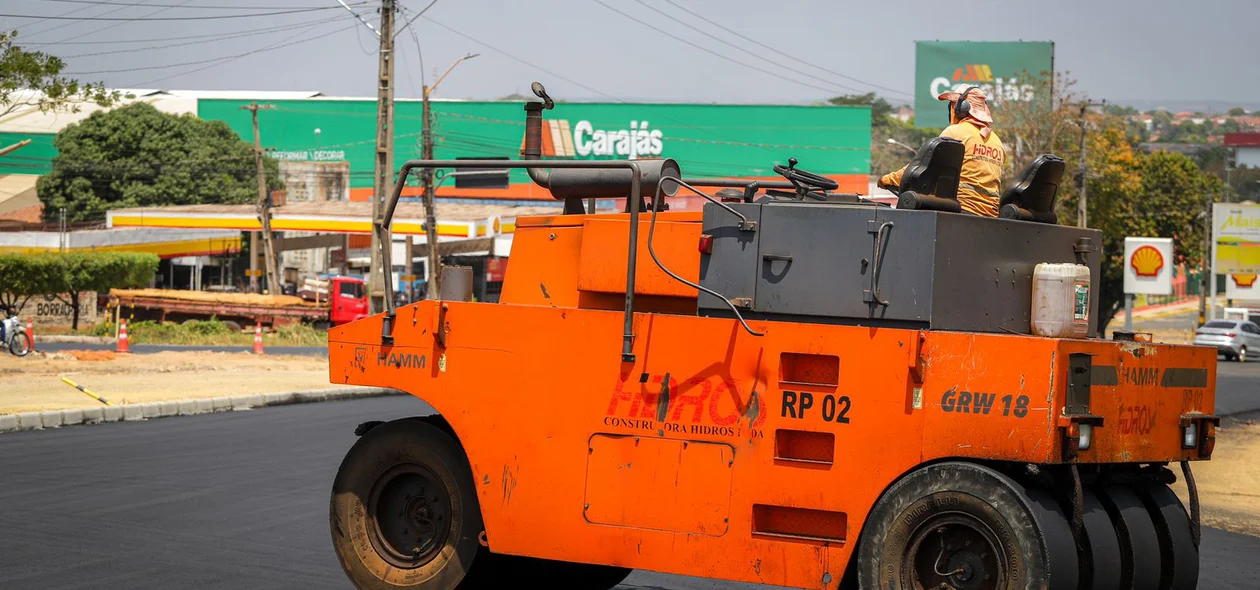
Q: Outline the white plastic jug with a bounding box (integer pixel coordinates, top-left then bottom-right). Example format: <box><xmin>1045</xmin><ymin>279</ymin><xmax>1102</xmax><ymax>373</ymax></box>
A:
<box><xmin>1031</xmin><ymin>263</ymin><xmax>1091</xmax><ymax>338</ymax></box>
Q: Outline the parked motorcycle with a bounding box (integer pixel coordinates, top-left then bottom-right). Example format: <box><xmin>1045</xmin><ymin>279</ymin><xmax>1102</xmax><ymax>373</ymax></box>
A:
<box><xmin>1</xmin><ymin>310</ymin><xmax>31</xmax><ymax>357</ymax></box>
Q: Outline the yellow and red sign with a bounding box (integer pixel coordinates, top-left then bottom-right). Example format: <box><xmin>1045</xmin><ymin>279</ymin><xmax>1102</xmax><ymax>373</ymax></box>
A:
<box><xmin>1130</xmin><ymin>245</ymin><xmax>1165</xmax><ymax>277</ymax></box>
<box><xmin>952</xmin><ymin>64</ymin><xmax>995</xmax><ymax>83</ymax></box>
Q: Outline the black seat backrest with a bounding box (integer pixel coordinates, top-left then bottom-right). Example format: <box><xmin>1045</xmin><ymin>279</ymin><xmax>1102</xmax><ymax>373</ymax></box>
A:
<box><xmin>898</xmin><ymin>137</ymin><xmax>964</xmax><ymax>199</ymax></box>
<box><xmin>998</xmin><ymin>154</ymin><xmax>1065</xmax><ymax>224</ymax></box>
<box><xmin>1000</xmin><ymin>154</ymin><xmax>1065</xmax><ymax>214</ymax></box>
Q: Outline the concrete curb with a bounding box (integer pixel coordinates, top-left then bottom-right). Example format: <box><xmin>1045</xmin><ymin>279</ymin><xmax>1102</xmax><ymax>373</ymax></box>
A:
<box><xmin>0</xmin><ymin>387</ymin><xmax>403</xmax><ymax>434</ymax></box>
<box><xmin>31</xmin><ymin>335</ymin><xmax>113</xmax><ymax>344</ymax></box>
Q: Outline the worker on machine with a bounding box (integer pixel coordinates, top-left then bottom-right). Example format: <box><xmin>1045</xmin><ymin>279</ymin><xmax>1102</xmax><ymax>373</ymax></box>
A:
<box><xmin>878</xmin><ymin>86</ymin><xmax>1006</xmax><ymax>217</ymax></box>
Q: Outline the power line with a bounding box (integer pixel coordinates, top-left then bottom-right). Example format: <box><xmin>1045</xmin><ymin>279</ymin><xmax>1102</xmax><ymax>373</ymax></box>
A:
<box><xmin>413</xmin><ymin>13</ymin><xmax>769</xmax><ymax>147</ymax></box>
<box><xmin>66</xmin><ymin>20</ymin><xmax>357</xmax><ymax>75</ymax></box>
<box><xmin>657</xmin><ymin>0</ymin><xmax>910</xmax><ymax>98</ymax></box>
<box><xmin>589</xmin><ymin>0</ymin><xmax>841</xmax><ymax>96</ymax></box>
<box><xmin>41</xmin><ymin>0</ymin><xmax>358</xmax><ymax>8</ymax></box>
<box><xmin>125</xmin><ymin>20</ymin><xmax>359</xmax><ymax>86</ymax></box>
<box><xmin>58</xmin><ymin>15</ymin><xmax>345</xmax><ymax>58</ymax></box>
<box><xmin>41</xmin><ymin>0</ymin><xmax>193</xmax><ymax>45</ymax></box>
<box><xmin>421</xmin><ymin>16</ymin><xmax>620</xmax><ymax>101</ymax></box>
<box><xmin>17</xmin><ymin>0</ymin><xmax>152</xmax><ymax>39</ymax></box>
<box><xmin>396</xmin><ymin>0</ymin><xmax>438</xmax><ymax>37</ymax></box>
<box><xmin>629</xmin><ymin>0</ymin><xmax>867</xmax><ymax>95</ymax></box>
<box><xmin>0</xmin><ymin>5</ymin><xmax>371</xmax><ymax>21</ymax></box>
<box><xmin>396</xmin><ymin>4</ymin><xmax>427</xmax><ymax>90</ymax></box>
<box><xmin>24</xmin><ymin>14</ymin><xmax>343</xmax><ymax>45</ymax></box>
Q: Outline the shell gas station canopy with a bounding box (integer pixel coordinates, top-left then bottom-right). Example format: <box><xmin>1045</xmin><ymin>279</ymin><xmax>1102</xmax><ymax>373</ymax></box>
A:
<box><xmin>105</xmin><ymin>200</ymin><xmax>560</xmax><ymax>240</ymax></box>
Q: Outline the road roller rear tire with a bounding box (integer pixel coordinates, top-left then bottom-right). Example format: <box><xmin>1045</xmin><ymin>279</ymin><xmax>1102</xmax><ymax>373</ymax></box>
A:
<box><xmin>330</xmin><ymin>418</ymin><xmax>484</xmax><ymax>590</ymax></box>
<box><xmin>1077</xmin><ymin>488</ymin><xmax>1123</xmax><ymax>590</ymax></box>
<box><xmin>1099</xmin><ymin>484</ymin><xmax>1163</xmax><ymax>590</ymax></box>
<box><xmin>1140</xmin><ymin>483</ymin><xmax>1199</xmax><ymax>590</ymax></box>
<box><xmin>856</xmin><ymin>462</ymin><xmax>1079</xmax><ymax>590</ymax></box>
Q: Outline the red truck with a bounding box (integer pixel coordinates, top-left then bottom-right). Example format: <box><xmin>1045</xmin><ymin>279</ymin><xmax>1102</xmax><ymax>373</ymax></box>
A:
<box><xmin>109</xmin><ymin>276</ymin><xmax>368</xmax><ymax>330</ymax></box>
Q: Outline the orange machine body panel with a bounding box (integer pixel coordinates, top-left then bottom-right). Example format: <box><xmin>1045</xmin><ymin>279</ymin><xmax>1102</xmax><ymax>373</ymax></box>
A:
<box><xmin>329</xmin><ymin>212</ymin><xmax>1217</xmax><ymax>589</ymax></box>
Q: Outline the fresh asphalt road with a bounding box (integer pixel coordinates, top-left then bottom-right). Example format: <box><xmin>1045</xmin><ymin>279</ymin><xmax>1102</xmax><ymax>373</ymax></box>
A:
<box><xmin>34</xmin><ymin>341</ymin><xmax>328</xmax><ymax>357</ymax></box>
<box><xmin>1216</xmin><ymin>360</ymin><xmax>1260</xmax><ymax>417</ymax></box>
<box><xmin>2</xmin><ymin>396</ymin><xmax>1259</xmax><ymax>590</ymax></box>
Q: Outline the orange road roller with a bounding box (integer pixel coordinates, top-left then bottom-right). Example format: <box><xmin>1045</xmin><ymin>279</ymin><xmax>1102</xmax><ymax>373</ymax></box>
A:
<box><xmin>326</xmin><ymin>84</ymin><xmax>1217</xmax><ymax>590</ymax></box>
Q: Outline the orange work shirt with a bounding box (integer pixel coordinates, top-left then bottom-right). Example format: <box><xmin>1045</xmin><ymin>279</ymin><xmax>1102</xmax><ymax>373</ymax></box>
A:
<box><xmin>881</xmin><ymin>120</ymin><xmax>1006</xmax><ymax>217</ymax></box>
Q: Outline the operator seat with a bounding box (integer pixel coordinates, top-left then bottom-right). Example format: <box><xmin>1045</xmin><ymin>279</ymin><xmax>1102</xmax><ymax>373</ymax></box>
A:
<box><xmin>998</xmin><ymin>154</ymin><xmax>1066</xmax><ymax>225</ymax></box>
<box><xmin>895</xmin><ymin>137</ymin><xmax>965</xmax><ymax>213</ymax></box>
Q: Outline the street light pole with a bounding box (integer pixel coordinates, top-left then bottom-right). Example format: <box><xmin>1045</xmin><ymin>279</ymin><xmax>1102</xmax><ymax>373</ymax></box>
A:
<box><xmin>886</xmin><ymin>137</ymin><xmax>917</xmax><ymax>155</ymax></box>
<box><xmin>420</xmin><ymin>53</ymin><xmax>478</xmax><ymax>298</ymax></box>
<box><xmin>1075</xmin><ymin>99</ymin><xmax>1106</xmax><ymax>228</ymax></box>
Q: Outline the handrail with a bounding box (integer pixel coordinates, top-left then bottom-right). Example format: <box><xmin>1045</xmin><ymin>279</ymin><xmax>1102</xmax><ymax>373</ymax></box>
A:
<box><xmin>378</xmin><ymin>159</ymin><xmax>642</xmax><ymax>361</ymax></box>
<box><xmin>647</xmin><ymin>176</ymin><xmax>764</xmax><ymax>337</ymax></box>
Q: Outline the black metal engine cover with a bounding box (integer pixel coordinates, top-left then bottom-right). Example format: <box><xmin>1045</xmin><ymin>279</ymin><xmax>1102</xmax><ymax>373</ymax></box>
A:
<box><xmin>697</xmin><ymin>200</ymin><xmax>1103</xmax><ymax>336</ymax></box>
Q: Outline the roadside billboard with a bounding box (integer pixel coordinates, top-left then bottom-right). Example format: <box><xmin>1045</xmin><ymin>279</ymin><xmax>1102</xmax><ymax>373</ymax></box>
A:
<box><xmin>1212</xmin><ymin>203</ymin><xmax>1260</xmax><ymax>274</ymax></box>
<box><xmin>914</xmin><ymin>41</ymin><xmax>1054</xmax><ymax>129</ymax></box>
<box><xmin>1225</xmin><ymin>272</ymin><xmax>1259</xmax><ymax>301</ymax></box>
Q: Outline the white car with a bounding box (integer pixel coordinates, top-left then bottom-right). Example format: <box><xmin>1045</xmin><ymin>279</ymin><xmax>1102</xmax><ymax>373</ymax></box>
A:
<box><xmin>1194</xmin><ymin>319</ymin><xmax>1260</xmax><ymax>362</ymax></box>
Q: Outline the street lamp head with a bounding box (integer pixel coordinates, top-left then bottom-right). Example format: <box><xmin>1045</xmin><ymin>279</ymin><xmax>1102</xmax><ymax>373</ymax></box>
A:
<box><xmin>886</xmin><ymin>138</ymin><xmax>896</xmax><ymax>144</ymax></box>
<box><xmin>464</xmin><ymin>53</ymin><xmax>480</xmax><ymax>60</ymax></box>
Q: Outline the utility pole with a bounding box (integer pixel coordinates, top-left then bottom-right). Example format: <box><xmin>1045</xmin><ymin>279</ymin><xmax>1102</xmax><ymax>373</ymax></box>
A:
<box><xmin>1199</xmin><ymin>189</ymin><xmax>1212</xmax><ymax>327</ymax></box>
<box><xmin>242</xmin><ymin>102</ymin><xmax>280</xmax><ymax>294</ymax></box>
<box><xmin>418</xmin><ymin>54</ymin><xmax>478</xmax><ymax>298</ymax></box>
<box><xmin>368</xmin><ymin>0</ymin><xmax>396</xmax><ymax>315</ymax></box>
<box><xmin>422</xmin><ymin>84</ymin><xmax>441</xmax><ymax>298</ymax></box>
<box><xmin>1074</xmin><ymin>100</ymin><xmax>1105</xmax><ymax>228</ymax></box>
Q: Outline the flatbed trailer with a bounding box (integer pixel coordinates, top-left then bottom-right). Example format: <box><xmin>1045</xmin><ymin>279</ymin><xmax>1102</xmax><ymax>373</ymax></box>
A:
<box><xmin>323</xmin><ymin>86</ymin><xmax>1218</xmax><ymax>590</ymax></box>
<box><xmin>111</xmin><ymin>276</ymin><xmax>367</xmax><ymax>330</ymax></box>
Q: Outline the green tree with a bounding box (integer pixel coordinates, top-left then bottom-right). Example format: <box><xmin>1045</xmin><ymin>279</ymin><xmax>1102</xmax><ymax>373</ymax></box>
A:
<box><xmin>0</xmin><ymin>253</ymin><xmax>62</xmax><ymax>313</ymax></box>
<box><xmin>1160</xmin><ymin>121</ymin><xmax>1208</xmax><ymax>144</ymax></box>
<box><xmin>1070</xmin><ymin>126</ymin><xmax>1223</xmax><ymax>332</ymax></box>
<box><xmin>1228</xmin><ymin>107</ymin><xmax>1247</xmax><ymax>116</ymax></box>
<box><xmin>1002</xmin><ymin>74</ymin><xmax>1223</xmax><ymax>332</ymax></box>
<box><xmin>1149</xmin><ymin>110</ymin><xmax>1174</xmax><ymax>134</ymax></box>
<box><xmin>37</xmin><ymin>102</ymin><xmax>282</xmax><ymax>223</ymax></box>
<box><xmin>1103</xmin><ymin>104</ymin><xmax>1138</xmax><ymax>116</ymax></box>
<box><xmin>828</xmin><ymin>92</ymin><xmax>894</xmax><ymax>121</ymax></box>
<box><xmin>0</xmin><ymin>30</ymin><xmax>121</xmax><ymax>118</ymax></box>
<box><xmin>826</xmin><ymin>93</ymin><xmax>935</xmax><ymax>176</ymax></box>
<box><xmin>0</xmin><ymin>252</ymin><xmax>157</xmax><ymax>329</ymax></box>
<box><xmin>57</xmin><ymin>251</ymin><xmax>159</xmax><ymax>330</ymax></box>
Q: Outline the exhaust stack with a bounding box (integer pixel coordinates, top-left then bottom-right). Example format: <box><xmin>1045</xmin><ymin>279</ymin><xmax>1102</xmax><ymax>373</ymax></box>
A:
<box><xmin>521</xmin><ymin>82</ymin><xmax>680</xmax><ymax>214</ymax></box>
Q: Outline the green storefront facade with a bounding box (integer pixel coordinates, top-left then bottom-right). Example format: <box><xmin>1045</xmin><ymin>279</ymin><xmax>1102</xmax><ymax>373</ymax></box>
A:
<box><xmin>4</xmin><ymin>96</ymin><xmax>872</xmax><ymax>201</ymax></box>
<box><xmin>198</xmin><ymin>98</ymin><xmax>873</xmax><ymax>199</ymax></box>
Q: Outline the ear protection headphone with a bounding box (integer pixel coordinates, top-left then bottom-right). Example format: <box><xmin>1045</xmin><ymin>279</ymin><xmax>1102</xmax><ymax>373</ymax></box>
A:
<box><xmin>952</xmin><ymin>86</ymin><xmax>978</xmax><ymax>122</ymax></box>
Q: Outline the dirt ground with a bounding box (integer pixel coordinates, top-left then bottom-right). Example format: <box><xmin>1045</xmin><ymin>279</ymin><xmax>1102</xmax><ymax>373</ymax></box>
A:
<box><xmin>1172</xmin><ymin>420</ymin><xmax>1260</xmax><ymax>538</ymax></box>
<box><xmin>0</xmin><ymin>350</ymin><xmax>335</xmax><ymax>414</ymax></box>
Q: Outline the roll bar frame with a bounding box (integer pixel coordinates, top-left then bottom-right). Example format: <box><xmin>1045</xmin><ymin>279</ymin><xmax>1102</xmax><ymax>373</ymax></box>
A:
<box><xmin>377</xmin><ymin>159</ymin><xmax>644</xmax><ymax>361</ymax></box>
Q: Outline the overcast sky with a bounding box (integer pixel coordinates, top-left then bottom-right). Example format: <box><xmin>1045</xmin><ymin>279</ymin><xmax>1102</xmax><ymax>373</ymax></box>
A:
<box><xmin>3</xmin><ymin>0</ymin><xmax>1256</xmax><ymax>109</ymax></box>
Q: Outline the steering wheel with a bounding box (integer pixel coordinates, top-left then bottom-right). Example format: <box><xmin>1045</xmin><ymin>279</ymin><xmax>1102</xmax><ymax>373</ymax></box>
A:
<box><xmin>773</xmin><ymin>157</ymin><xmax>840</xmax><ymax>194</ymax></box>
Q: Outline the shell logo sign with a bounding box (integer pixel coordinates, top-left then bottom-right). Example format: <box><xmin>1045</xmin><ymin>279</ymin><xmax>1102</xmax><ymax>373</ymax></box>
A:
<box><xmin>1233</xmin><ymin>273</ymin><xmax>1258</xmax><ymax>288</ymax></box>
<box><xmin>1124</xmin><ymin>237</ymin><xmax>1173</xmax><ymax>296</ymax></box>
<box><xmin>1130</xmin><ymin>245</ymin><xmax>1165</xmax><ymax>277</ymax></box>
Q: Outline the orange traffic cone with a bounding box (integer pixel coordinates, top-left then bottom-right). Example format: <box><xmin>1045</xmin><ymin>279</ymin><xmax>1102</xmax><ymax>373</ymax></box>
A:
<box><xmin>253</xmin><ymin>322</ymin><xmax>264</xmax><ymax>354</ymax></box>
<box><xmin>116</xmin><ymin>318</ymin><xmax>131</xmax><ymax>353</ymax></box>
<box><xmin>26</xmin><ymin>319</ymin><xmax>34</xmax><ymax>352</ymax></box>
